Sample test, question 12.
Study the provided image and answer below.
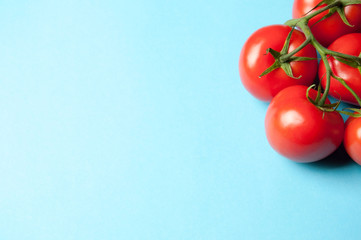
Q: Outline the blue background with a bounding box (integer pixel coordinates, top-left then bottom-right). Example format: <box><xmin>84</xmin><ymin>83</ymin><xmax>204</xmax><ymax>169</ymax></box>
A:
<box><xmin>1</xmin><ymin>0</ymin><xmax>361</xmax><ymax>239</ymax></box>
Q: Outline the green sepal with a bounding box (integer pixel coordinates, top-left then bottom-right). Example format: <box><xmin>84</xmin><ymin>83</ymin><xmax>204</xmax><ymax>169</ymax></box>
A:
<box><xmin>281</xmin><ymin>62</ymin><xmax>301</xmax><ymax>79</ymax></box>
<box><xmin>308</xmin><ymin>1</ymin><xmax>354</xmax><ymax>28</ymax></box>
<box><xmin>334</xmin><ymin>57</ymin><xmax>360</xmax><ymax>68</ymax></box>
<box><xmin>337</xmin><ymin>111</ymin><xmax>361</xmax><ymax>117</ymax></box>
<box><xmin>306</xmin><ymin>84</ymin><xmax>341</xmax><ymax>113</ymax></box>
<box><xmin>330</xmin><ymin>72</ymin><xmax>361</xmax><ymax>106</ymax></box>
<box><xmin>345</xmin><ymin>108</ymin><xmax>361</xmax><ymax>113</ymax></box>
<box><xmin>259</xmin><ymin>60</ymin><xmax>281</xmax><ymax>78</ymax></box>
<box><xmin>331</xmin><ymin>72</ymin><xmax>345</xmax><ymax>82</ymax></box>
<box><xmin>304</xmin><ymin>0</ymin><xmax>336</xmax><ymax>16</ymax></box>
<box><xmin>341</xmin><ymin>0</ymin><xmax>361</xmax><ymax>6</ymax></box>
<box><xmin>311</xmin><ymin>7</ymin><xmax>336</xmax><ymax>27</ymax></box>
<box><xmin>317</xmin><ymin>99</ymin><xmax>341</xmax><ymax>113</ymax></box>
<box><xmin>337</xmin><ymin>108</ymin><xmax>361</xmax><ymax>117</ymax></box>
<box><xmin>266</xmin><ymin>48</ymin><xmax>281</xmax><ymax>58</ymax></box>
<box><xmin>259</xmin><ymin>48</ymin><xmax>282</xmax><ymax>78</ymax></box>
<box><xmin>259</xmin><ymin>28</ymin><xmax>302</xmax><ymax>79</ymax></box>
<box><xmin>315</xmin><ymin>84</ymin><xmax>322</xmax><ymax>103</ymax></box>
<box><xmin>321</xmin><ymin>101</ymin><xmax>341</xmax><ymax>110</ymax></box>
<box><xmin>336</xmin><ymin>7</ymin><xmax>354</xmax><ymax>27</ymax></box>
<box><xmin>306</xmin><ymin>84</ymin><xmax>318</xmax><ymax>106</ymax></box>
<box><xmin>280</xmin><ymin>27</ymin><xmax>295</xmax><ymax>55</ymax></box>
<box><xmin>259</xmin><ymin>59</ymin><xmax>302</xmax><ymax>79</ymax></box>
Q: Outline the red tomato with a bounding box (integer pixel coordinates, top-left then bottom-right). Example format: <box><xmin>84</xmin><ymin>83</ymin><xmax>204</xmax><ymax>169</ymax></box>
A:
<box><xmin>344</xmin><ymin>115</ymin><xmax>361</xmax><ymax>165</ymax></box>
<box><xmin>319</xmin><ymin>33</ymin><xmax>361</xmax><ymax>105</ymax></box>
<box><xmin>239</xmin><ymin>25</ymin><xmax>318</xmax><ymax>101</ymax></box>
<box><xmin>265</xmin><ymin>85</ymin><xmax>344</xmax><ymax>162</ymax></box>
<box><xmin>293</xmin><ymin>0</ymin><xmax>361</xmax><ymax>47</ymax></box>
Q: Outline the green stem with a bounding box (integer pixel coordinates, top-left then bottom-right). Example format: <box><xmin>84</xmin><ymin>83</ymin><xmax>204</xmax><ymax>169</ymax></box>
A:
<box><xmin>334</xmin><ymin>74</ymin><xmax>361</xmax><ymax>106</ymax></box>
<box><xmin>279</xmin><ymin>38</ymin><xmax>311</xmax><ymax>63</ymax></box>
<box><xmin>318</xmin><ymin>51</ymin><xmax>332</xmax><ymax>106</ymax></box>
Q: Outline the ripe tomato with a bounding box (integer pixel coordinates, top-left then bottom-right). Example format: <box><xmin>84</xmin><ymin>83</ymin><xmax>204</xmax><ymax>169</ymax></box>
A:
<box><xmin>344</xmin><ymin>115</ymin><xmax>361</xmax><ymax>165</ymax></box>
<box><xmin>318</xmin><ymin>33</ymin><xmax>361</xmax><ymax>106</ymax></box>
<box><xmin>293</xmin><ymin>0</ymin><xmax>361</xmax><ymax>47</ymax></box>
<box><xmin>239</xmin><ymin>25</ymin><xmax>318</xmax><ymax>101</ymax></box>
<box><xmin>265</xmin><ymin>85</ymin><xmax>344</xmax><ymax>162</ymax></box>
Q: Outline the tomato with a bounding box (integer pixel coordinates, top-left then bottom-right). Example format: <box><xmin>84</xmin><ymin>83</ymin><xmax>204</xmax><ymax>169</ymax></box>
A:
<box><xmin>265</xmin><ymin>85</ymin><xmax>344</xmax><ymax>162</ymax></box>
<box><xmin>239</xmin><ymin>25</ymin><xmax>318</xmax><ymax>101</ymax></box>
<box><xmin>318</xmin><ymin>33</ymin><xmax>361</xmax><ymax>106</ymax></box>
<box><xmin>293</xmin><ymin>0</ymin><xmax>361</xmax><ymax>47</ymax></box>
<box><xmin>344</xmin><ymin>115</ymin><xmax>361</xmax><ymax>165</ymax></box>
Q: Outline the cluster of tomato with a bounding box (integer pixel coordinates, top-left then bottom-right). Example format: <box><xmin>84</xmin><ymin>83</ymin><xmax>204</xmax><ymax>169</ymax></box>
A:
<box><xmin>239</xmin><ymin>0</ymin><xmax>361</xmax><ymax>164</ymax></box>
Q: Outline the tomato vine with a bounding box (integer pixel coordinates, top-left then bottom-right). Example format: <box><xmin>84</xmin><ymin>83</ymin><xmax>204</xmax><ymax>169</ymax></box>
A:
<box><xmin>239</xmin><ymin>0</ymin><xmax>361</xmax><ymax>163</ymax></box>
<box><xmin>282</xmin><ymin>0</ymin><xmax>361</xmax><ymax>111</ymax></box>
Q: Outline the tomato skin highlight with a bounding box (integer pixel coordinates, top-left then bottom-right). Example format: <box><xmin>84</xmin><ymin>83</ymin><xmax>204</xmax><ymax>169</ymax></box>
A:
<box><xmin>318</xmin><ymin>33</ymin><xmax>361</xmax><ymax>106</ymax></box>
<box><xmin>239</xmin><ymin>25</ymin><xmax>318</xmax><ymax>101</ymax></box>
<box><xmin>293</xmin><ymin>0</ymin><xmax>361</xmax><ymax>47</ymax></box>
<box><xmin>344</xmin><ymin>116</ymin><xmax>361</xmax><ymax>165</ymax></box>
<box><xmin>265</xmin><ymin>85</ymin><xmax>344</xmax><ymax>162</ymax></box>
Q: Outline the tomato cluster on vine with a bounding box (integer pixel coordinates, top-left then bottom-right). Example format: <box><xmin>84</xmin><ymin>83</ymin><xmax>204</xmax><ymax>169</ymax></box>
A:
<box><xmin>239</xmin><ymin>0</ymin><xmax>361</xmax><ymax>164</ymax></box>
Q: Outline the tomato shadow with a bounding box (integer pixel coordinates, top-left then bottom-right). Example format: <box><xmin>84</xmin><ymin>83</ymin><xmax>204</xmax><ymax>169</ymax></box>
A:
<box><xmin>251</xmin><ymin>96</ymin><xmax>270</xmax><ymax>109</ymax></box>
<box><xmin>309</xmin><ymin>144</ymin><xmax>355</xmax><ymax>169</ymax></box>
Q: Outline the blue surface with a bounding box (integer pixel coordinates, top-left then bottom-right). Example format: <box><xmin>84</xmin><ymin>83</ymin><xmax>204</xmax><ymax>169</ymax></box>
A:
<box><xmin>1</xmin><ymin>0</ymin><xmax>361</xmax><ymax>239</ymax></box>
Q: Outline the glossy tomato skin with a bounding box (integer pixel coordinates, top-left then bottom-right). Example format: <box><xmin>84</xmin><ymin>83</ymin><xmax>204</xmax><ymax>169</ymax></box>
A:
<box><xmin>293</xmin><ymin>0</ymin><xmax>361</xmax><ymax>47</ymax></box>
<box><xmin>265</xmin><ymin>85</ymin><xmax>344</xmax><ymax>162</ymax></box>
<box><xmin>319</xmin><ymin>33</ymin><xmax>361</xmax><ymax>105</ymax></box>
<box><xmin>239</xmin><ymin>25</ymin><xmax>318</xmax><ymax>101</ymax></box>
<box><xmin>344</xmin><ymin>116</ymin><xmax>361</xmax><ymax>165</ymax></box>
